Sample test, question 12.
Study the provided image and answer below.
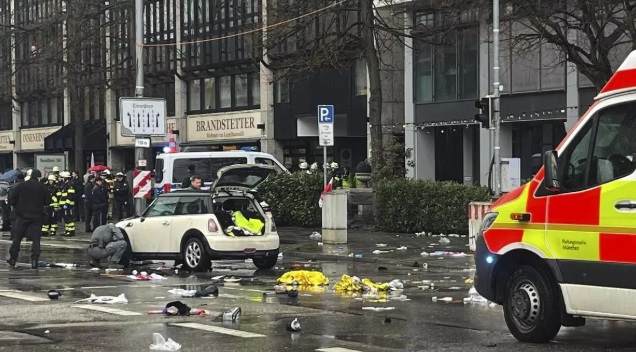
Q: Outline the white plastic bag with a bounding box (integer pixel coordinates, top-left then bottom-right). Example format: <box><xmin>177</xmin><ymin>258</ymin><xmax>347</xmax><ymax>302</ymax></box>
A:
<box><xmin>149</xmin><ymin>333</ymin><xmax>181</xmax><ymax>351</ymax></box>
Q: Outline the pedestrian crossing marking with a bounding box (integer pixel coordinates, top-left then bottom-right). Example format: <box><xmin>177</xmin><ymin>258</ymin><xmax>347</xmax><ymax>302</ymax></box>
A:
<box><xmin>0</xmin><ymin>291</ymin><xmax>49</xmax><ymax>302</ymax></box>
<box><xmin>172</xmin><ymin>322</ymin><xmax>265</xmax><ymax>338</ymax></box>
<box><xmin>316</xmin><ymin>348</ymin><xmax>364</xmax><ymax>352</ymax></box>
<box><xmin>71</xmin><ymin>305</ymin><xmax>142</xmax><ymax>316</ymax></box>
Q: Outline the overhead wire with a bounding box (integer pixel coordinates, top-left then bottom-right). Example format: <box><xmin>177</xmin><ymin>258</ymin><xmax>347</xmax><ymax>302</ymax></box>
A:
<box><xmin>138</xmin><ymin>0</ymin><xmax>350</xmax><ymax>48</ymax></box>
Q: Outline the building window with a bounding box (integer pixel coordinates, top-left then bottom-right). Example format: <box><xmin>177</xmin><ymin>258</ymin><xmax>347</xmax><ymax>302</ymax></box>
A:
<box><xmin>187</xmin><ymin>72</ymin><xmax>260</xmax><ymax>113</ymax></box>
<box><xmin>0</xmin><ymin>103</ymin><xmax>11</xmax><ymax>130</ymax></box>
<box><xmin>21</xmin><ymin>98</ymin><xmax>61</xmax><ymax>128</ymax></box>
<box><xmin>204</xmin><ymin>78</ymin><xmax>216</xmax><ymax>110</ymax></box>
<box><xmin>235</xmin><ymin>73</ymin><xmax>248</xmax><ymax>107</ymax></box>
<box><xmin>414</xmin><ymin>28</ymin><xmax>476</xmax><ymax>103</ymax></box>
<box><xmin>354</xmin><ymin>58</ymin><xmax>367</xmax><ymax>95</ymax></box>
<box><xmin>188</xmin><ymin>79</ymin><xmax>201</xmax><ymax>111</ymax></box>
<box><xmin>275</xmin><ymin>80</ymin><xmax>290</xmax><ymax>103</ymax></box>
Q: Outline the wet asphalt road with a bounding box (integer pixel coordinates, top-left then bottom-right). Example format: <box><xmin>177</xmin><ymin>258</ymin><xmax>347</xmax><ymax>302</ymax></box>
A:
<box><xmin>1</xmin><ymin>234</ymin><xmax>636</xmax><ymax>351</ymax></box>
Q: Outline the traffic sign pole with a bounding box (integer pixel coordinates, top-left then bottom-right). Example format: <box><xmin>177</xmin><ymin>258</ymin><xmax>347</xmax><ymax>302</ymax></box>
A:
<box><xmin>318</xmin><ymin>105</ymin><xmax>334</xmax><ymax>187</ymax></box>
<box><xmin>134</xmin><ymin>0</ymin><xmax>146</xmax><ymax>216</ymax></box>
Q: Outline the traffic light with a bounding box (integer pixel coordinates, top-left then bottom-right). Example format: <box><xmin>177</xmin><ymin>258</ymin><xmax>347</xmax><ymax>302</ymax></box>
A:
<box><xmin>475</xmin><ymin>97</ymin><xmax>492</xmax><ymax>129</ymax></box>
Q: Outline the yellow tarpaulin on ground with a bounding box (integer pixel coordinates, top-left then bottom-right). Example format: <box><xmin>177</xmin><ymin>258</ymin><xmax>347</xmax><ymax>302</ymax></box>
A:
<box><xmin>333</xmin><ymin>274</ymin><xmax>390</xmax><ymax>292</ymax></box>
<box><xmin>277</xmin><ymin>270</ymin><xmax>329</xmax><ymax>286</ymax></box>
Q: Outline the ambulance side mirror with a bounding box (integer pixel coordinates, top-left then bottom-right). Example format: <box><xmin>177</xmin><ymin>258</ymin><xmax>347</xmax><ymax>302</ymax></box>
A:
<box><xmin>544</xmin><ymin>150</ymin><xmax>561</xmax><ymax>192</ymax></box>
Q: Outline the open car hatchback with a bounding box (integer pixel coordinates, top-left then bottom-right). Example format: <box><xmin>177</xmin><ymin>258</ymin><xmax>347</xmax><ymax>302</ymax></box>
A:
<box><xmin>116</xmin><ymin>188</ymin><xmax>279</xmax><ymax>272</ymax></box>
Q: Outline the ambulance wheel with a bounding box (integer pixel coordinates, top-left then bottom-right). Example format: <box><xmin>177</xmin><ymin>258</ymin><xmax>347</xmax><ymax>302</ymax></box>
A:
<box><xmin>504</xmin><ymin>265</ymin><xmax>562</xmax><ymax>343</ymax></box>
<box><xmin>182</xmin><ymin>238</ymin><xmax>211</xmax><ymax>272</ymax></box>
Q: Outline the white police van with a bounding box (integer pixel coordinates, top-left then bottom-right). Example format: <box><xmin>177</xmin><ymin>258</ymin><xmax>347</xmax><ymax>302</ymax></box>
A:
<box><xmin>154</xmin><ymin>150</ymin><xmax>288</xmax><ymax>194</ymax></box>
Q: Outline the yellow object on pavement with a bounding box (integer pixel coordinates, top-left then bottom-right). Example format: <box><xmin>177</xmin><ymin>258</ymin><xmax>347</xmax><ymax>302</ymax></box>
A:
<box><xmin>333</xmin><ymin>274</ymin><xmax>390</xmax><ymax>292</ymax></box>
<box><xmin>277</xmin><ymin>270</ymin><xmax>329</xmax><ymax>286</ymax></box>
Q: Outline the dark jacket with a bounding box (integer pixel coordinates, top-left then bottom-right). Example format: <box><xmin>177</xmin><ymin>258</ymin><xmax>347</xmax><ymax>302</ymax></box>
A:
<box><xmin>8</xmin><ymin>179</ymin><xmax>52</xmax><ymax>220</ymax></box>
<box><xmin>181</xmin><ymin>175</ymin><xmax>192</xmax><ymax>189</ymax></box>
<box><xmin>72</xmin><ymin>177</ymin><xmax>83</xmax><ymax>200</ymax></box>
<box><xmin>7</xmin><ymin>179</ymin><xmax>24</xmax><ymax>221</ymax></box>
<box><xmin>91</xmin><ymin>184</ymin><xmax>108</xmax><ymax>206</ymax></box>
<box><xmin>84</xmin><ymin>182</ymin><xmax>94</xmax><ymax>206</ymax></box>
<box><xmin>113</xmin><ymin>180</ymin><xmax>130</xmax><ymax>201</ymax></box>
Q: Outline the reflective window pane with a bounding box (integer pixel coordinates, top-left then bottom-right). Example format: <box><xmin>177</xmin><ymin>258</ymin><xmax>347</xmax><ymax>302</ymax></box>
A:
<box><xmin>204</xmin><ymin>77</ymin><xmax>215</xmax><ymax>110</ymax></box>
<box><xmin>235</xmin><ymin>74</ymin><xmax>248</xmax><ymax>107</ymax></box>
<box><xmin>188</xmin><ymin>79</ymin><xmax>201</xmax><ymax>111</ymax></box>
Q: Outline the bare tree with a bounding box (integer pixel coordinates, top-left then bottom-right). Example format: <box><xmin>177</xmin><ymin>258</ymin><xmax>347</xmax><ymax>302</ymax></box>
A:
<box><xmin>262</xmin><ymin>0</ymin><xmax>414</xmax><ymax>180</ymax></box>
<box><xmin>2</xmin><ymin>0</ymin><xmax>134</xmax><ymax>171</ymax></box>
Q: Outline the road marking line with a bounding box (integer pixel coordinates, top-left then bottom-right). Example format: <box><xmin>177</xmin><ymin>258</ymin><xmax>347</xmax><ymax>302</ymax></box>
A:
<box><xmin>0</xmin><ymin>291</ymin><xmax>49</xmax><ymax>302</ymax></box>
<box><xmin>71</xmin><ymin>305</ymin><xmax>142</xmax><ymax>316</ymax></box>
<box><xmin>316</xmin><ymin>348</ymin><xmax>364</xmax><ymax>352</ymax></box>
<box><xmin>80</xmin><ymin>286</ymin><xmax>119</xmax><ymax>289</ymax></box>
<box><xmin>171</xmin><ymin>323</ymin><xmax>265</xmax><ymax>338</ymax></box>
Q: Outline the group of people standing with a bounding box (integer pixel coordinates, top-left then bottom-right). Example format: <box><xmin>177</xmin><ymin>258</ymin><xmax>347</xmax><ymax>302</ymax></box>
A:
<box><xmin>5</xmin><ymin>167</ymin><xmax>132</xmax><ymax>269</ymax></box>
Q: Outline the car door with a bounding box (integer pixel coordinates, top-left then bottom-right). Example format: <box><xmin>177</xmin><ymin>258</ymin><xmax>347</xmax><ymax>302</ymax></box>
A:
<box><xmin>545</xmin><ymin>100</ymin><xmax>636</xmax><ymax>318</ymax></box>
<box><xmin>128</xmin><ymin>196</ymin><xmax>178</xmax><ymax>253</ymax></box>
<box><xmin>169</xmin><ymin>195</ymin><xmax>211</xmax><ymax>251</ymax></box>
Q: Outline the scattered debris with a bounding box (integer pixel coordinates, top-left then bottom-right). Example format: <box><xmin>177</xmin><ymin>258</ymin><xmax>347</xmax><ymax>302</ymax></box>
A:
<box><xmin>384</xmin><ymin>316</ymin><xmax>392</xmax><ymax>324</ymax></box>
<box><xmin>420</xmin><ymin>252</ymin><xmax>430</xmax><ymax>257</ymax></box>
<box><xmin>362</xmin><ymin>307</ymin><xmax>395</xmax><ymax>311</ymax></box>
<box><xmin>355</xmin><ymin>254</ymin><xmax>363</xmax><ymax>258</ymax></box>
<box><xmin>309</xmin><ymin>232</ymin><xmax>322</xmax><ymax>240</ymax></box>
<box><xmin>278</xmin><ymin>271</ymin><xmax>329</xmax><ymax>286</ymax></box>
<box><xmin>286</xmin><ymin>318</ymin><xmax>301</xmax><ymax>332</ymax></box>
<box><xmin>464</xmin><ymin>287</ymin><xmax>489</xmax><ymax>304</ymax></box>
<box><xmin>432</xmin><ymin>296</ymin><xmax>453</xmax><ymax>303</ymax></box>
<box><xmin>278</xmin><ymin>252</ymin><xmax>284</xmax><ymax>261</ymax></box>
<box><xmin>388</xmin><ymin>279</ymin><xmax>404</xmax><ymax>291</ymax></box>
<box><xmin>44</xmin><ymin>330</ymin><xmax>50</xmax><ymax>334</ymax></box>
<box><xmin>417</xmin><ymin>285</ymin><xmax>430</xmax><ymax>290</ymax></box>
<box><xmin>429</xmin><ymin>251</ymin><xmax>467</xmax><ymax>257</ymax></box>
<box><xmin>127</xmin><ymin>273</ymin><xmax>166</xmax><ymax>281</ymax></box>
<box><xmin>75</xmin><ymin>294</ymin><xmax>128</xmax><ymax>304</ymax></box>
<box><xmin>410</xmin><ymin>261</ymin><xmax>420</xmax><ymax>267</ymax></box>
<box><xmin>168</xmin><ymin>289</ymin><xmax>196</xmax><ymax>298</ymax></box>
<box><xmin>149</xmin><ymin>333</ymin><xmax>181</xmax><ymax>351</ymax></box>
<box><xmin>317</xmin><ymin>242</ymin><xmax>323</xmax><ymax>246</ymax></box>
<box><xmin>439</xmin><ymin>238</ymin><xmax>451</xmax><ymax>244</ymax></box>
<box><xmin>223</xmin><ymin>307</ymin><xmax>241</xmax><ymax>322</ymax></box>
<box><xmin>375</xmin><ymin>243</ymin><xmax>388</xmax><ymax>247</ymax></box>
<box><xmin>211</xmin><ymin>275</ymin><xmax>225</xmax><ymax>281</ymax></box>
<box><xmin>288</xmin><ymin>289</ymin><xmax>299</xmax><ymax>298</ymax></box>
<box><xmin>47</xmin><ymin>290</ymin><xmax>61</xmax><ymax>300</ymax></box>
<box><xmin>224</xmin><ymin>276</ymin><xmax>242</xmax><ymax>283</ymax></box>
<box><xmin>448</xmin><ymin>234</ymin><xmax>460</xmax><ymax>237</ymax></box>
<box><xmin>489</xmin><ymin>302</ymin><xmax>497</xmax><ymax>308</ymax></box>
<box><xmin>372</xmin><ymin>250</ymin><xmax>390</xmax><ymax>254</ymax></box>
<box><xmin>465</xmin><ymin>278</ymin><xmax>474</xmax><ymax>284</ymax></box>
<box><xmin>396</xmin><ymin>246</ymin><xmax>407</xmax><ymax>251</ymax></box>
<box><xmin>196</xmin><ymin>286</ymin><xmax>219</xmax><ymax>298</ymax></box>
<box><xmin>377</xmin><ymin>266</ymin><xmax>388</xmax><ymax>271</ymax></box>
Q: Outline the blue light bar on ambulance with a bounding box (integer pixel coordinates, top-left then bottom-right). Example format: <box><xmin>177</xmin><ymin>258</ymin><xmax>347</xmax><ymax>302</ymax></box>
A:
<box><xmin>241</xmin><ymin>146</ymin><xmax>259</xmax><ymax>151</ymax></box>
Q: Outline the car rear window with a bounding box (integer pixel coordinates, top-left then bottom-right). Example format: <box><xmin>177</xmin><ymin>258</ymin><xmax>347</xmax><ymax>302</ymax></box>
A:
<box><xmin>172</xmin><ymin>157</ymin><xmax>248</xmax><ymax>184</ymax></box>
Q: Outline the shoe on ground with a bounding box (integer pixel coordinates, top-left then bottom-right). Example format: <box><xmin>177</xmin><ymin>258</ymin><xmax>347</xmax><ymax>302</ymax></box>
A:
<box><xmin>6</xmin><ymin>258</ymin><xmax>16</xmax><ymax>267</ymax></box>
<box><xmin>89</xmin><ymin>260</ymin><xmax>103</xmax><ymax>269</ymax></box>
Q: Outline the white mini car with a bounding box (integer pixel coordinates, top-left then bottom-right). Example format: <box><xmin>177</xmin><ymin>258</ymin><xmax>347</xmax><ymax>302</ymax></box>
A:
<box><xmin>117</xmin><ymin>165</ymin><xmax>280</xmax><ymax>271</ymax></box>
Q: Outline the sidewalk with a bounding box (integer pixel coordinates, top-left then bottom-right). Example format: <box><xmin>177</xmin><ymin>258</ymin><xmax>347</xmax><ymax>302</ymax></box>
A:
<box><xmin>2</xmin><ymin>222</ymin><xmax>473</xmax><ymax>268</ymax></box>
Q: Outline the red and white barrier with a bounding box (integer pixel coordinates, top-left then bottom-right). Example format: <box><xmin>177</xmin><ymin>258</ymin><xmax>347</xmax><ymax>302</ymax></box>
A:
<box><xmin>133</xmin><ymin>170</ymin><xmax>152</xmax><ymax>199</ymax></box>
<box><xmin>468</xmin><ymin>202</ymin><xmax>492</xmax><ymax>251</ymax></box>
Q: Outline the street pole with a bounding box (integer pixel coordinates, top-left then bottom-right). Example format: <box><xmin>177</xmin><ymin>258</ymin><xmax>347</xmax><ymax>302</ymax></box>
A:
<box><xmin>492</xmin><ymin>0</ymin><xmax>502</xmax><ymax>197</ymax></box>
<box><xmin>323</xmin><ymin>147</ymin><xmax>328</xmax><ymax>187</ymax></box>
<box><xmin>134</xmin><ymin>0</ymin><xmax>146</xmax><ymax>216</ymax></box>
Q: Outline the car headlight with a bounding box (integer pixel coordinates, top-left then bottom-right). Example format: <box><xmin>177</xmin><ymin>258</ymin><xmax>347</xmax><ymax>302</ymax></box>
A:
<box><xmin>478</xmin><ymin>212</ymin><xmax>498</xmax><ymax>236</ymax></box>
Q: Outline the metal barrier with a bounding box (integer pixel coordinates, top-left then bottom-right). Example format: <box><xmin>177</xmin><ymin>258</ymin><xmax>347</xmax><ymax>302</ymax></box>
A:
<box><xmin>468</xmin><ymin>202</ymin><xmax>492</xmax><ymax>251</ymax></box>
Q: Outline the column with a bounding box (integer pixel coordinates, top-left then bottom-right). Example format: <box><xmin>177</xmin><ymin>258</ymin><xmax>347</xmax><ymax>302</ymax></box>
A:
<box><xmin>259</xmin><ymin>0</ymin><xmax>283</xmax><ymax>161</ymax></box>
<box><xmin>477</xmin><ymin>19</ymin><xmax>491</xmax><ymax>187</ymax></box>
<box><xmin>404</xmin><ymin>12</ymin><xmax>416</xmax><ymax>179</ymax></box>
<box><xmin>463</xmin><ymin>127</ymin><xmax>473</xmax><ymax>185</ymax></box>
<box><xmin>104</xmin><ymin>4</ymin><xmax>118</xmax><ymax>169</ymax></box>
<box><xmin>9</xmin><ymin>0</ymin><xmax>21</xmax><ymax>168</ymax></box>
<box><xmin>173</xmin><ymin>0</ymin><xmax>188</xmax><ymax>143</ymax></box>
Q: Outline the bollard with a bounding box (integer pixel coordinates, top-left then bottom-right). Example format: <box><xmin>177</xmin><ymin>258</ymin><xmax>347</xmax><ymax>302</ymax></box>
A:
<box><xmin>322</xmin><ymin>189</ymin><xmax>348</xmax><ymax>244</ymax></box>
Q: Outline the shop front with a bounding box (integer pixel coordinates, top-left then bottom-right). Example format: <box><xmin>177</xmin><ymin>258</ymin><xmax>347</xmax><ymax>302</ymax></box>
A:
<box><xmin>0</xmin><ymin>131</ymin><xmax>15</xmax><ymax>171</ymax></box>
<box><xmin>183</xmin><ymin>110</ymin><xmax>263</xmax><ymax>152</ymax></box>
<box><xmin>16</xmin><ymin>126</ymin><xmax>61</xmax><ymax>170</ymax></box>
<box><xmin>111</xmin><ymin>118</ymin><xmax>178</xmax><ymax>171</ymax></box>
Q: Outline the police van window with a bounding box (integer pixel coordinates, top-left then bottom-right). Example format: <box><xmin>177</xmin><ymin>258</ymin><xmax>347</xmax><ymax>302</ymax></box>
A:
<box><xmin>154</xmin><ymin>159</ymin><xmax>164</xmax><ymax>183</ymax></box>
<box><xmin>255</xmin><ymin>157</ymin><xmax>284</xmax><ymax>173</ymax></box>
<box><xmin>562</xmin><ymin>102</ymin><xmax>636</xmax><ymax>191</ymax></box>
<box><xmin>172</xmin><ymin>157</ymin><xmax>248</xmax><ymax>184</ymax></box>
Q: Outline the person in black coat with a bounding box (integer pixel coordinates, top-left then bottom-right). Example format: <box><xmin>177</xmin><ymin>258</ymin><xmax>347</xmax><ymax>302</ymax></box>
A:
<box><xmin>113</xmin><ymin>172</ymin><xmax>130</xmax><ymax>221</ymax></box>
<box><xmin>84</xmin><ymin>175</ymin><xmax>95</xmax><ymax>232</ymax></box>
<box><xmin>92</xmin><ymin>177</ymin><xmax>109</xmax><ymax>229</ymax></box>
<box><xmin>7</xmin><ymin>170</ymin><xmax>25</xmax><ymax>240</ymax></box>
<box><xmin>7</xmin><ymin>169</ymin><xmax>52</xmax><ymax>269</ymax></box>
<box><xmin>71</xmin><ymin>171</ymin><xmax>84</xmax><ymax>221</ymax></box>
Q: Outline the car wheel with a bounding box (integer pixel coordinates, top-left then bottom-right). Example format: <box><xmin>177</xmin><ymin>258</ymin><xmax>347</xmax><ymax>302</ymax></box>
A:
<box><xmin>182</xmin><ymin>237</ymin><xmax>211</xmax><ymax>272</ymax></box>
<box><xmin>503</xmin><ymin>265</ymin><xmax>562</xmax><ymax>343</ymax></box>
<box><xmin>253</xmin><ymin>255</ymin><xmax>277</xmax><ymax>270</ymax></box>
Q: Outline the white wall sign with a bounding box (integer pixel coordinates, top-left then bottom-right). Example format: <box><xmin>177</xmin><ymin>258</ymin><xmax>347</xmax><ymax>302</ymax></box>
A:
<box><xmin>135</xmin><ymin>138</ymin><xmax>151</xmax><ymax>148</ymax></box>
<box><xmin>120</xmin><ymin>97</ymin><xmax>167</xmax><ymax>137</ymax></box>
<box><xmin>35</xmin><ymin>154</ymin><xmax>67</xmax><ymax>174</ymax></box>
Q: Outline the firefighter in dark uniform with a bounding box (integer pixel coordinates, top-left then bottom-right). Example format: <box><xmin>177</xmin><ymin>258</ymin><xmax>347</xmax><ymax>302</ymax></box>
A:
<box><xmin>113</xmin><ymin>172</ymin><xmax>130</xmax><ymax>222</ymax></box>
<box><xmin>58</xmin><ymin>171</ymin><xmax>76</xmax><ymax>237</ymax></box>
<box><xmin>42</xmin><ymin>174</ymin><xmax>60</xmax><ymax>237</ymax></box>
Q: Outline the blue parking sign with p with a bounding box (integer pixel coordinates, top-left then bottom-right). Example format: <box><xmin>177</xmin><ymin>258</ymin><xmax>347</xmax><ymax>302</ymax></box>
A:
<box><xmin>318</xmin><ymin>105</ymin><xmax>334</xmax><ymax>123</ymax></box>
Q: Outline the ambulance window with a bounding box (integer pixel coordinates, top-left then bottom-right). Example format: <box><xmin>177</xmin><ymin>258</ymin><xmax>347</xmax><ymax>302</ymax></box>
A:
<box><xmin>562</xmin><ymin>121</ymin><xmax>593</xmax><ymax>191</ymax></box>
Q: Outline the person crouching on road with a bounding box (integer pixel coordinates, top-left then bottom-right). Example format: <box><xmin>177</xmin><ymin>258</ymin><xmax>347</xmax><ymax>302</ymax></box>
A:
<box><xmin>87</xmin><ymin>223</ymin><xmax>128</xmax><ymax>269</ymax></box>
<box><xmin>6</xmin><ymin>169</ymin><xmax>52</xmax><ymax>269</ymax></box>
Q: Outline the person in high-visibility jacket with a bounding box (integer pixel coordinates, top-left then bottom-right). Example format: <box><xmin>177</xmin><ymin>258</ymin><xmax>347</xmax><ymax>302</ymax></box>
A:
<box><xmin>58</xmin><ymin>171</ymin><xmax>76</xmax><ymax>237</ymax></box>
<box><xmin>42</xmin><ymin>175</ymin><xmax>60</xmax><ymax>237</ymax></box>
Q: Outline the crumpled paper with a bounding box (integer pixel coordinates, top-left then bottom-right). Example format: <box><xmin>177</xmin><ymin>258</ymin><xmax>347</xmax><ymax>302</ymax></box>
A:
<box><xmin>277</xmin><ymin>270</ymin><xmax>329</xmax><ymax>286</ymax></box>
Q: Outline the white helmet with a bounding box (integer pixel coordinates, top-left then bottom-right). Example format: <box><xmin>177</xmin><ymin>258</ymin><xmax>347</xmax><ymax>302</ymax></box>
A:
<box><xmin>310</xmin><ymin>162</ymin><xmax>318</xmax><ymax>171</ymax></box>
<box><xmin>59</xmin><ymin>171</ymin><xmax>71</xmax><ymax>178</ymax></box>
<box><xmin>298</xmin><ymin>162</ymin><xmax>308</xmax><ymax>170</ymax></box>
<box><xmin>102</xmin><ymin>169</ymin><xmax>111</xmax><ymax>175</ymax></box>
<box><xmin>52</xmin><ymin>166</ymin><xmax>60</xmax><ymax>172</ymax></box>
<box><xmin>25</xmin><ymin>169</ymin><xmax>32</xmax><ymax>181</ymax></box>
<box><xmin>330</xmin><ymin>162</ymin><xmax>339</xmax><ymax>169</ymax></box>
<box><xmin>48</xmin><ymin>175</ymin><xmax>56</xmax><ymax>181</ymax></box>
<box><xmin>116</xmin><ymin>172</ymin><xmax>124</xmax><ymax>176</ymax></box>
